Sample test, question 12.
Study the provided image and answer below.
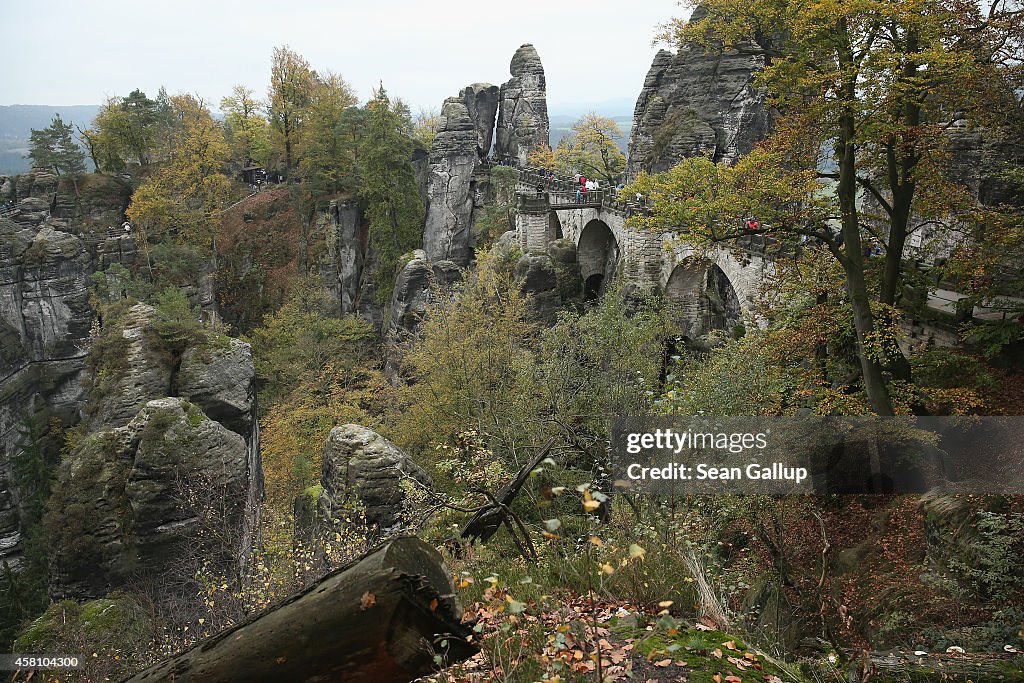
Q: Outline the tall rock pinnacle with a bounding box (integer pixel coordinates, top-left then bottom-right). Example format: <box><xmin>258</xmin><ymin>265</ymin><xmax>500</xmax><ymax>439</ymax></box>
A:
<box><xmin>495</xmin><ymin>44</ymin><xmax>550</xmax><ymax>165</ymax></box>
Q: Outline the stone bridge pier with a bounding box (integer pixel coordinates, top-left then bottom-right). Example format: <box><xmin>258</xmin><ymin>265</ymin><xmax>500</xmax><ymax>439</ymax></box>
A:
<box><xmin>514</xmin><ymin>187</ymin><xmax>771</xmax><ymax>337</ymax></box>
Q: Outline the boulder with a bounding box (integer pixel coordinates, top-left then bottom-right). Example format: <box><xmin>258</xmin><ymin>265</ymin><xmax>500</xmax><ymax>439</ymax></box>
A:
<box><xmin>319</xmin><ymin>425</ymin><xmax>432</xmax><ymax>529</ymax></box>
<box><xmin>495</xmin><ymin>44</ymin><xmax>550</xmax><ymax>165</ymax></box>
<box><xmin>177</xmin><ymin>338</ymin><xmax>257</xmax><ymax>438</ymax></box>
<box><xmin>386</xmin><ymin>250</ymin><xmax>462</xmax><ymax>346</ymax></box>
<box><xmin>84</xmin><ymin>303</ymin><xmax>173</xmax><ymax>430</ymax></box>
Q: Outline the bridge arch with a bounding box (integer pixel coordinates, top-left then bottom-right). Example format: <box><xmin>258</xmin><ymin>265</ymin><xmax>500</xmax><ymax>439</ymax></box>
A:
<box><xmin>663</xmin><ymin>247</ymin><xmax>754</xmax><ymax>338</ymax></box>
<box><xmin>578</xmin><ymin>219</ymin><xmax>618</xmax><ymax>300</ymax></box>
<box><xmin>549</xmin><ymin>210</ymin><xmax>563</xmax><ymax>240</ymax></box>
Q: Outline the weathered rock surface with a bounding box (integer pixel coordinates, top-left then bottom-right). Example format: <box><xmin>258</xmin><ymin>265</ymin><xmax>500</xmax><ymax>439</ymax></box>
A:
<box><xmin>423</xmin><ymin>99</ymin><xmax>484</xmax><ymax>265</ymax></box>
<box><xmin>46</xmin><ymin>398</ymin><xmax>252</xmax><ymax>598</ymax></box>
<box><xmin>627</xmin><ymin>19</ymin><xmax>771</xmax><ymax>175</ymax></box>
<box><xmin>43</xmin><ymin>299</ymin><xmax>263</xmax><ymax>598</ymax></box>
<box><xmin>495</xmin><ymin>44</ymin><xmax>550</xmax><ymax>165</ymax></box>
<box><xmin>387</xmin><ymin>250</ymin><xmax>462</xmax><ymax>343</ymax></box>
<box><xmin>314</xmin><ymin>199</ymin><xmax>365</xmax><ymax>317</ymax></box>
<box><xmin>83</xmin><ymin>303</ymin><xmax>172</xmax><ymax>430</ymax></box>
<box><xmin>318</xmin><ymin>424</ymin><xmax>432</xmax><ymax>529</ymax></box>
<box><xmin>0</xmin><ymin>174</ymin><xmax>137</xmax><ymax>568</ymax></box>
<box><xmin>460</xmin><ymin>83</ymin><xmax>500</xmax><ymax>158</ymax></box>
<box><xmin>177</xmin><ymin>337</ymin><xmax>257</xmax><ymax>438</ymax></box>
<box><xmin>513</xmin><ymin>240</ymin><xmax>583</xmax><ymax>320</ymax></box>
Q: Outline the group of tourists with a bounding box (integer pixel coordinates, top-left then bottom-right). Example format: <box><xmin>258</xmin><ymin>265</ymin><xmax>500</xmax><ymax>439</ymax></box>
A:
<box><xmin>98</xmin><ymin>221</ymin><xmax>133</xmax><ymax>238</ymax></box>
<box><xmin>572</xmin><ymin>174</ymin><xmax>601</xmax><ymax>204</ymax></box>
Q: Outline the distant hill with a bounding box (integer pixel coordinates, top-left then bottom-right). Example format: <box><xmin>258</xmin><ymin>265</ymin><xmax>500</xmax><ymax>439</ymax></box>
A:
<box><xmin>549</xmin><ymin>114</ymin><xmax>634</xmax><ymax>154</ymax></box>
<box><xmin>0</xmin><ymin>104</ymin><xmax>100</xmax><ymax>174</ymax></box>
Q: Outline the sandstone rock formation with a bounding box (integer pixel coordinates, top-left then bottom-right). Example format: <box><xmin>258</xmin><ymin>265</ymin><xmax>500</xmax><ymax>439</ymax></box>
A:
<box><xmin>0</xmin><ymin>173</ymin><xmax>136</xmax><ymax>569</ymax></box>
<box><xmin>423</xmin><ymin>99</ymin><xmax>485</xmax><ymax>265</ymax></box>
<box><xmin>43</xmin><ymin>303</ymin><xmax>262</xmax><ymax>598</ymax></box>
<box><xmin>460</xmin><ymin>83</ymin><xmax>500</xmax><ymax>158</ymax></box>
<box><xmin>627</xmin><ymin>15</ymin><xmax>770</xmax><ymax>175</ymax></box>
<box><xmin>46</xmin><ymin>398</ymin><xmax>253</xmax><ymax>598</ymax></box>
<box><xmin>387</xmin><ymin>250</ymin><xmax>461</xmax><ymax>341</ymax></box>
<box><xmin>495</xmin><ymin>44</ymin><xmax>550</xmax><ymax>165</ymax></box>
<box><xmin>318</xmin><ymin>424</ymin><xmax>432</xmax><ymax>529</ymax></box>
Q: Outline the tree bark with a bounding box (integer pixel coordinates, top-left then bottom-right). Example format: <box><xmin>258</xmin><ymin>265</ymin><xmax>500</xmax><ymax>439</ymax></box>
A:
<box><xmin>835</xmin><ymin>24</ymin><xmax>895</xmax><ymax>416</ymax></box>
<box><xmin>843</xmin><ymin>649</ymin><xmax>1023</xmax><ymax>683</ymax></box>
<box><xmin>121</xmin><ymin>537</ymin><xmax>476</xmax><ymax>683</ymax></box>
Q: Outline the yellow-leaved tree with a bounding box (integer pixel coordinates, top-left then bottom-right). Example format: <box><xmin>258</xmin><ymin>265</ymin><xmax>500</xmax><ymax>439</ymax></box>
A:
<box><xmin>628</xmin><ymin>0</ymin><xmax>1024</xmax><ymax>415</ymax></box>
<box><xmin>127</xmin><ymin>93</ymin><xmax>232</xmax><ymax>272</ymax></box>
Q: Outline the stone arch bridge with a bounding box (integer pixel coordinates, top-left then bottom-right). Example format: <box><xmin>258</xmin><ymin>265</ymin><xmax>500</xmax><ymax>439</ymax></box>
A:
<box><xmin>514</xmin><ymin>171</ymin><xmax>772</xmax><ymax>338</ymax></box>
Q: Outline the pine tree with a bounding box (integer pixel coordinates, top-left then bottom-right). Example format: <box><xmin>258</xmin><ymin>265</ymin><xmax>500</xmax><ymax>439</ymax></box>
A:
<box><xmin>357</xmin><ymin>86</ymin><xmax>425</xmax><ymax>304</ymax></box>
<box><xmin>28</xmin><ymin>114</ymin><xmax>86</xmax><ymax>194</ymax></box>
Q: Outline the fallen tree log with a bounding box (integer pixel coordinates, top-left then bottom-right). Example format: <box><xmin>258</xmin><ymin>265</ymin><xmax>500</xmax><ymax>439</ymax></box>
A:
<box><xmin>460</xmin><ymin>438</ymin><xmax>555</xmax><ymax>544</ymax></box>
<box><xmin>842</xmin><ymin>649</ymin><xmax>1024</xmax><ymax>683</ymax></box>
<box><xmin>122</xmin><ymin>536</ymin><xmax>476</xmax><ymax>683</ymax></box>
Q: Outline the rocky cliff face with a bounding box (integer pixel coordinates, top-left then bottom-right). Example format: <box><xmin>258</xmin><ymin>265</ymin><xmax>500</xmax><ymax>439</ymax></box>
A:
<box><xmin>46</xmin><ymin>397</ymin><xmax>254</xmax><ymax>598</ymax></box>
<box><xmin>460</xmin><ymin>84</ymin><xmax>500</xmax><ymax>159</ymax></box>
<box><xmin>45</xmin><ymin>303</ymin><xmax>262</xmax><ymax>598</ymax></box>
<box><xmin>423</xmin><ymin>99</ymin><xmax>487</xmax><ymax>265</ymax></box>
<box><xmin>0</xmin><ymin>172</ymin><xmax>134</xmax><ymax>569</ymax></box>
<box><xmin>495</xmin><ymin>44</ymin><xmax>550</xmax><ymax>165</ymax></box>
<box><xmin>627</xmin><ymin>23</ymin><xmax>770</xmax><ymax>175</ymax></box>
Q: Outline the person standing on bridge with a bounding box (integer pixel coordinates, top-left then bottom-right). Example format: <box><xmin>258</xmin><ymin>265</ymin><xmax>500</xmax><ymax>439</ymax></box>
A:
<box><xmin>575</xmin><ymin>185</ymin><xmax>583</xmax><ymax>204</ymax></box>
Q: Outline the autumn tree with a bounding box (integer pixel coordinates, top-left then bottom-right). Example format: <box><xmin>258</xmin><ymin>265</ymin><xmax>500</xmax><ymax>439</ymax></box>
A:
<box><xmin>357</xmin><ymin>86</ymin><xmax>425</xmax><ymax>303</ymax></box>
<box><xmin>629</xmin><ymin>0</ymin><xmax>1024</xmax><ymax>415</ymax></box>
<box><xmin>411</xmin><ymin>106</ymin><xmax>442</xmax><ymax>149</ymax></box>
<box><xmin>221</xmin><ymin>84</ymin><xmax>271</xmax><ymax>168</ymax></box>
<box><xmin>554</xmin><ymin>114</ymin><xmax>627</xmax><ymax>184</ymax></box>
<box><xmin>246</xmin><ymin>279</ymin><xmax>387</xmax><ymax>506</ymax></box>
<box><xmin>267</xmin><ymin>46</ymin><xmax>316</xmax><ymax>178</ymax></box>
<box><xmin>84</xmin><ymin>89</ymin><xmax>172</xmax><ymax>171</ymax></box>
<box><xmin>127</xmin><ymin>94</ymin><xmax>232</xmax><ymax>270</ymax></box>
<box><xmin>27</xmin><ymin>114</ymin><xmax>86</xmax><ymax>192</ymax></box>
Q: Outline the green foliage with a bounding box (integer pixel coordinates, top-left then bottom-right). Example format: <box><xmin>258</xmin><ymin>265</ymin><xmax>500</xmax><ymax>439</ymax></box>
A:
<box><xmin>298</xmin><ymin>73</ymin><xmax>360</xmax><ymax>199</ymax></box>
<box><xmin>948</xmin><ymin>511</ymin><xmax>1024</xmax><ymax>602</ymax></box>
<box><xmin>267</xmin><ymin>45</ymin><xmax>316</xmax><ymax>176</ymax></box>
<box><xmin>538</xmin><ymin>285</ymin><xmax>668</xmax><ymax>437</ymax></box>
<box><xmin>657</xmin><ymin>333</ymin><xmax>790</xmax><ymax>416</ymax></box>
<box><xmin>0</xmin><ymin>415</ymin><xmax>61</xmax><ymax>648</ymax></box>
<box><xmin>247</xmin><ymin>279</ymin><xmax>386</xmax><ymax>509</ymax></box>
<box><xmin>89</xmin><ymin>263</ymin><xmax>153</xmax><ymax>305</ymax></box>
<box><xmin>149</xmin><ymin>287</ymin><xmax>203</xmax><ymax>356</ymax></box>
<box><xmin>127</xmin><ymin>94</ymin><xmax>232</xmax><ymax>260</ymax></box>
<box><xmin>27</xmin><ymin>113</ymin><xmax>86</xmax><ymax>178</ymax></box>
<box><xmin>14</xmin><ymin>595</ymin><xmax>154</xmax><ymax>681</ymax></box>
<box><xmin>911</xmin><ymin>348</ymin><xmax>995</xmax><ymax>392</ymax></box>
<box><xmin>11</xmin><ymin>415</ymin><xmax>57</xmax><ymax>527</ymax></box>
<box><xmin>220</xmin><ymin>84</ymin><xmax>271</xmax><ymax>167</ymax></box>
<box><xmin>88</xmin><ymin>88</ymin><xmax>171</xmax><ymax>170</ymax></box>
<box><xmin>356</xmin><ymin>86</ymin><xmax>425</xmax><ymax>304</ymax></box>
<box><xmin>396</xmin><ymin>253</ymin><xmax>539</xmax><ymax>458</ymax></box>
<box><xmin>247</xmin><ymin>278</ymin><xmax>377</xmax><ymax>406</ymax></box>
<box><xmin>962</xmin><ymin>318</ymin><xmax>1024</xmax><ymax>359</ymax></box>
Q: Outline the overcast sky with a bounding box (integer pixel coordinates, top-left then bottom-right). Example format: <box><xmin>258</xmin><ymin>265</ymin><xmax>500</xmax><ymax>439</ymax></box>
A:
<box><xmin>2</xmin><ymin>0</ymin><xmax>687</xmax><ymax>114</ymax></box>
